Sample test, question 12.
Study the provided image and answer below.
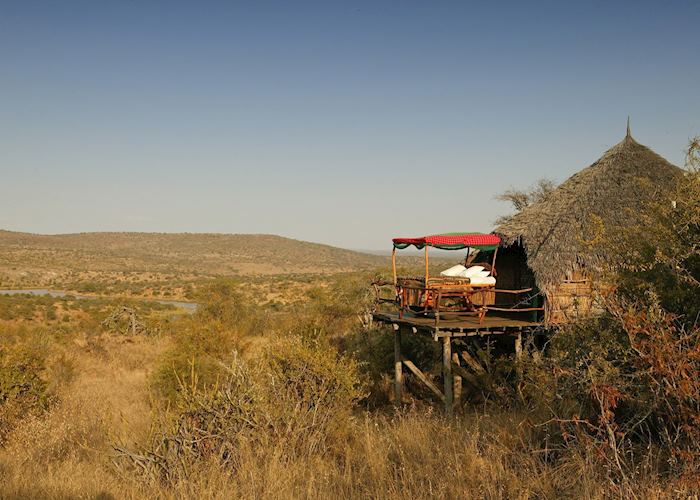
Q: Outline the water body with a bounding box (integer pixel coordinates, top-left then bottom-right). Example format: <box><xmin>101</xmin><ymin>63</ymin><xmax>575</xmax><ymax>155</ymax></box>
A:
<box><xmin>0</xmin><ymin>289</ymin><xmax>198</xmax><ymax>312</ymax></box>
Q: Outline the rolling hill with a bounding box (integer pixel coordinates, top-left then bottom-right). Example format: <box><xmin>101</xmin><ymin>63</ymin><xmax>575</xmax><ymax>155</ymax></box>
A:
<box><xmin>0</xmin><ymin>230</ymin><xmax>387</xmax><ymax>275</ymax></box>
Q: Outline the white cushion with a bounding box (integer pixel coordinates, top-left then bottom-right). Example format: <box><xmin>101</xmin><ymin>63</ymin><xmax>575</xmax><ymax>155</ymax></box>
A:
<box><xmin>440</xmin><ymin>264</ymin><xmax>467</xmax><ymax>277</ymax></box>
<box><xmin>459</xmin><ymin>265</ymin><xmax>485</xmax><ymax>278</ymax></box>
<box><xmin>468</xmin><ymin>276</ymin><xmax>496</xmax><ymax>285</ymax></box>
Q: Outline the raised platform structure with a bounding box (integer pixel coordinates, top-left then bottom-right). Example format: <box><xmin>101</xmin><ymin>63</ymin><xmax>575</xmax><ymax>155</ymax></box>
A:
<box><xmin>372</xmin><ymin>311</ymin><xmax>544</xmax><ymax>415</ymax></box>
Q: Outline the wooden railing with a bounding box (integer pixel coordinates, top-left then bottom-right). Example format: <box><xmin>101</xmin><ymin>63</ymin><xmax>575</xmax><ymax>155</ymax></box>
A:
<box><xmin>372</xmin><ymin>280</ymin><xmax>544</xmax><ymax>325</ymax></box>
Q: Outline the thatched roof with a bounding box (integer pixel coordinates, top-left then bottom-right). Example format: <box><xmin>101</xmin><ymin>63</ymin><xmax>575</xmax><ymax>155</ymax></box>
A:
<box><xmin>495</xmin><ymin>126</ymin><xmax>683</xmax><ymax>291</ymax></box>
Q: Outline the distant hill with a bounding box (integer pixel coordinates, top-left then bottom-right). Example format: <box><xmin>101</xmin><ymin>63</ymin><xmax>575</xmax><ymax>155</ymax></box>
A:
<box><xmin>0</xmin><ymin>230</ymin><xmax>388</xmax><ymax>277</ymax></box>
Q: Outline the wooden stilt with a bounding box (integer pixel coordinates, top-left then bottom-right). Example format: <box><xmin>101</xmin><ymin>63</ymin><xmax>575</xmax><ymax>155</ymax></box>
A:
<box><xmin>443</xmin><ymin>336</ymin><xmax>454</xmax><ymax>416</ymax></box>
<box><xmin>394</xmin><ymin>325</ymin><xmax>403</xmax><ymax>405</ymax></box>
<box><xmin>515</xmin><ymin>331</ymin><xmax>523</xmax><ymax>380</ymax></box>
<box><xmin>452</xmin><ymin>352</ymin><xmax>462</xmax><ymax>406</ymax></box>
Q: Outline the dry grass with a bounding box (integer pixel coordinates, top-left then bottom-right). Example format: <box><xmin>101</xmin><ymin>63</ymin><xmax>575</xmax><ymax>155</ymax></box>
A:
<box><xmin>1</xmin><ymin>270</ymin><xmax>697</xmax><ymax>499</ymax></box>
<box><xmin>0</xmin><ymin>334</ymin><xmax>168</xmax><ymax>499</ymax></box>
<box><xmin>0</xmin><ymin>327</ymin><xmax>690</xmax><ymax>499</ymax></box>
<box><xmin>113</xmin><ymin>410</ymin><xmax>684</xmax><ymax>499</ymax></box>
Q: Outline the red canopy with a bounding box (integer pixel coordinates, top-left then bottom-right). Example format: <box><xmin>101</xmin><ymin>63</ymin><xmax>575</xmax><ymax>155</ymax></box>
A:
<box><xmin>392</xmin><ymin>233</ymin><xmax>500</xmax><ymax>250</ymax></box>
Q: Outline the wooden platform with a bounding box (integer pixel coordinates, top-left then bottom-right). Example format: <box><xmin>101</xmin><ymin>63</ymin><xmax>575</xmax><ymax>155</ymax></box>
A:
<box><xmin>373</xmin><ymin>312</ymin><xmax>542</xmax><ymax>337</ymax></box>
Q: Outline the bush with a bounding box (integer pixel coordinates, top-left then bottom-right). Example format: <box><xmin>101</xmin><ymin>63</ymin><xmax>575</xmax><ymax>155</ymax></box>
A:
<box><xmin>520</xmin><ymin>297</ymin><xmax>700</xmax><ymax>485</ymax></box>
<box><xmin>150</xmin><ymin>317</ymin><xmax>240</xmax><ymax>402</ymax></box>
<box><xmin>151</xmin><ymin>280</ymin><xmax>253</xmax><ymax>401</ymax></box>
<box><xmin>119</xmin><ymin>334</ymin><xmax>365</xmax><ymax>484</ymax></box>
<box><xmin>194</xmin><ymin>279</ymin><xmax>253</xmax><ymax>330</ymax></box>
<box><xmin>0</xmin><ymin>327</ymin><xmax>51</xmax><ymax>445</ymax></box>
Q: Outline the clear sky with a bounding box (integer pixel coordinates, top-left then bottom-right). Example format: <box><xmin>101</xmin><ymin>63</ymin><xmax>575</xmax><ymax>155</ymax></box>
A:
<box><xmin>1</xmin><ymin>1</ymin><xmax>698</xmax><ymax>250</ymax></box>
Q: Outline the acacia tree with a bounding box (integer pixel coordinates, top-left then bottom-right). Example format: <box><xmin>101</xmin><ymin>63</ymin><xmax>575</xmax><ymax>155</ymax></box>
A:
<box><xmin>495</xmin><ymin>178</ymin><xmax>556</xmax><ymax>225</ymax></box>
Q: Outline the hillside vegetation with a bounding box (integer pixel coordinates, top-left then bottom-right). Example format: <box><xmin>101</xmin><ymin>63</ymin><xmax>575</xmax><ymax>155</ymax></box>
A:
<box><xmin>0</xmin><ymin>231</ymin><xmax>392</xmax><ymax>298</ymax></box>
<box><xmin>0</xmin><ymin>231</ymin><xmax>386</xmax><ymax>275</ymax></box>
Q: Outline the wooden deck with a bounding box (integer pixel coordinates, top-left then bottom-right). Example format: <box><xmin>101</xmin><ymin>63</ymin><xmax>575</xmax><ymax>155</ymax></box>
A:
<box><xmin>377</xmin><ymin>310</ymin><xmax>544</xmax><ymax>415</ymax></box>
<box><xmin>373</xmin><ymin>311</ymin><xmax>542</xmax><ymax>337</ymax></box>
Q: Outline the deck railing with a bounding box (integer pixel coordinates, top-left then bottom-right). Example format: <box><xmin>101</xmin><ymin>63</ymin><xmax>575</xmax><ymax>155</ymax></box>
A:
<box><xmin>372</xmin><ymin>279</ymin><xmax>545</xmax><ymax>326</ymax></box>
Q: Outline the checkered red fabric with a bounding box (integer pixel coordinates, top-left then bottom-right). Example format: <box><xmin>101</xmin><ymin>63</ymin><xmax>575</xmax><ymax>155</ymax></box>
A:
<box><xmin>392</xmin><ymin>233</ymin><xmax>500</xmax><ymax>250</ymax></box>
<box><xmin>424</xmin><ymin>234</ymin><xmax>500</xmax><ymax>247</ymax></box>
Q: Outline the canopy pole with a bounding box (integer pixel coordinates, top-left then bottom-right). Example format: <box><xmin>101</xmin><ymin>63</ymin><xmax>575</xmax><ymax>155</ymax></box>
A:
<box><xmin>491</xmin><ymin>247</ymin><xmax>499</xmax><ymax>276</ymax></box>
<box><xmin>424</xmin><ymin>245</ymin><xmax>429</xmax><ymax>282</ymax></box>
<box><xmin>465</xmin><ymin>246</ymin><xmax>473</xmax><ymax>265</ymax></box>
<box><xmin>392</xmin><ymin>247</ymin><xmax>397</xmax><ymax>286</ymax></box>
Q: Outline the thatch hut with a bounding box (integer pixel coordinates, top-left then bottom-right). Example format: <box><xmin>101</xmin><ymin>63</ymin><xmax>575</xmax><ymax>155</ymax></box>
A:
<box><xmin>494</xmin><ymin>124</ymin><xmax>683</xmax><ymax>323</ymax></box>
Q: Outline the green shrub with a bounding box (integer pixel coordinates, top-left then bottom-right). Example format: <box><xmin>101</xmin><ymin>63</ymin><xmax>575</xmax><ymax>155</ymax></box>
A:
<box><xmin>150</xmin><ymin>317</ymin><xmax>240</xmax><ymax>402</ymax></box>
<box><xmin>0</xmin><ymin>328</ymin><xmax>51</xmax><ymax>444</ymax></box>
<box><xmin>121</xmin><ymin>334</ymin><xmax>365</xmax><ymax>484</ymax></box>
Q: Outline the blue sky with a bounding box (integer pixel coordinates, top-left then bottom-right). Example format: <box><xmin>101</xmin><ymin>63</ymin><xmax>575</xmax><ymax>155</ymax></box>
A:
<box><xmin>1</xmin><ymin>1</ymin><xmax>698</xmax><ymax>250</ymax></box>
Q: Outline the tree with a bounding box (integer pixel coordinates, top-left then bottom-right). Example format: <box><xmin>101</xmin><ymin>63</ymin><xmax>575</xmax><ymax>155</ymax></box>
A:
<box><xmin>608</xmin><ymin>136</ymin><xmax>700</xmax><ymax>325</ymax></box>
<box><xmin>495</xmin><ymin>178</ymin><xmax>557</xmax><ymax>225</ymax></box>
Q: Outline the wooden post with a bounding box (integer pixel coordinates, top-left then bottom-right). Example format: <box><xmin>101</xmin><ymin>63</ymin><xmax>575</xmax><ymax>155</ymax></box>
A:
<box><xmin>394</xmin><ymin>325</ymin><xmax>403</xmax><ymax>405</ymax></box>
<box><xmin>443</xmin><ymin>336</ymin><xmax>453</xmax><ymax>416</ymax></box>
<box><xmin>452</xmin><ymin>352</ymin><xmax>462</xmax><ymax>405</ymax></box>
<box><xmin>424</xmin><ymin>245</ymin><xmax>429</xmax><ymax>282</ymax></box>
<box><xmin>391</xmin><ymin>247</ymin><xmax>397</xmax><ymax>286</ymax></box>
<box><xmin>515</xmin><ymin>332</ymin><xmax>523</xmax><ymax>380</ymax></box>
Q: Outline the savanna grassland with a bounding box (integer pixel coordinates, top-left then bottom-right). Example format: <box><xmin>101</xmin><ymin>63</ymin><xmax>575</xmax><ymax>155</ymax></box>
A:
<box><xmin>0</xmin><ymin>231</ymin><xmax>390</xmax><ymax>299</ymax></box>
<box><xmin>1</xmin><ymin>271</ymin><xmax>698</xmax><ymax>499</ymax></box>
<box><xmin>1</xmin><ymin>153</ymin><xmax>699</xmax><ymax>499</ymax></box>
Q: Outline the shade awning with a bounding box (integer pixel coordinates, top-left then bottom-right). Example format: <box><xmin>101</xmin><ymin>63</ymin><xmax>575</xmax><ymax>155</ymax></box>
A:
<box><xmin>392</xmin><ymin>233</ymin><xmax>501</xmax><ymax>251</ymax></box>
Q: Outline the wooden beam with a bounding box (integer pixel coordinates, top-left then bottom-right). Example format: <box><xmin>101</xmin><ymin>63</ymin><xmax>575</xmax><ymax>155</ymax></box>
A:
<box><xmin>394</xmin><ymin>328</ymin><xmax>403</xmax><ymax>405</ymax></box>
<box><xmin>486</xmin><ymin>306</ymin><xmax>544</xmax><ymax>312</ymax></box>
<box><xmin>402</xmin><ymin>359</ymin><xmax>445</xmax><ymax>402</ymax></box>
<box><xmin>493</xmin><ymin>288</ymin><xmax>534</xmax><ymax>294</ymax></box>
<box><xmin>451</xmin><ymin>361</ymin><xmax>481</xmax><ymax>389</ymax></box>
<box><xmin>460</xmin><ymin>350</ymin><xmax>486</xmax><ymax>374</ymax></box>
<box><xmin>443</xmin><ymin>336</ymin><xmax>453</xmax><ymax>416</ymax></box>
<box><xmin>435</xmin><ymin>330</ymin><xmax>513</xmax><ymax>338</ymax></box>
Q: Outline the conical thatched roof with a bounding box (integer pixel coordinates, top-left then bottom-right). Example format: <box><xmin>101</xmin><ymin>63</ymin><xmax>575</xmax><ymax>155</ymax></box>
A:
<box><xmin>495</xmin><ymin>127</ymin><xmax>683</xmax><ymax>292</ymax></box>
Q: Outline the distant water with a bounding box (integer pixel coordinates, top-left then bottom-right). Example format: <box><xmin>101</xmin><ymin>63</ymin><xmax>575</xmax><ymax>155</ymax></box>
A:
<box><xmin>0</xmin><ymin>289</ymin><xmax>198</xmax><ymax>312</ymax></box>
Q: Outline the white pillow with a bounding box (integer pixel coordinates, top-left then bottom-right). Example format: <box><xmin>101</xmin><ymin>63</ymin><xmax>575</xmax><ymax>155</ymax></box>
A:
<box><xmin>475</xmin><ymin>270</ymin><xmax>491</xmax><ymax>278</ymax></box>
<box><xmin>462</xmin><ymin>265</ymin><xmax>485</xmax><ymax>277</ymax></box>
<box><xmin>440</xmin><ymin>264</ymin><xmax>467</xmax><ymax>277</ymax></box>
